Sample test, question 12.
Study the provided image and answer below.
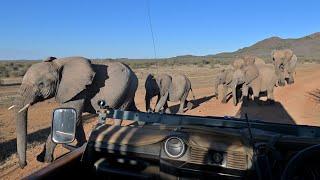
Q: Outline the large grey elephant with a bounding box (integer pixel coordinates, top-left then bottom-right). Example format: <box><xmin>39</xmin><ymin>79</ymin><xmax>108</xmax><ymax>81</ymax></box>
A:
<box><xmin>271</xmin><ymin>49</ymin><xmax>298</xmax><ymax>85</ymax></box>
<box><xmin>11</xmin><ymin>56</ymin><xmax>138</xmax><ymax>168</ymax></box>
<box><xmin>232</xmin><ymin>56</ymin><xmax>278</xmax><ymax>105</ymax></box>
<box><xmin>145</xmin><ymin>73</ymin><xmax>195</xmax><ymax>114</ymax></box>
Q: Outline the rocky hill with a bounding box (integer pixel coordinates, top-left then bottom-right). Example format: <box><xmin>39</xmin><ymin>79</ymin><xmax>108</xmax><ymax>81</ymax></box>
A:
<box><xmin>213</xmin><ymin>32</ymin><xmax>320</xmax><ymax>61</ymax></box>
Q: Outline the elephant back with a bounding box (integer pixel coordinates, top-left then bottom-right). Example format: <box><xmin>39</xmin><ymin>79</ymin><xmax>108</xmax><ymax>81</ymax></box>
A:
<box><xmin>169</xmin><ymin>74</ymin><xmax>188</xmax><ymax>101</ymax></box>
<box><xmin>90</xmin><ymin>62</ymin><xmax>137</xmax><ymax>110</ymax></box>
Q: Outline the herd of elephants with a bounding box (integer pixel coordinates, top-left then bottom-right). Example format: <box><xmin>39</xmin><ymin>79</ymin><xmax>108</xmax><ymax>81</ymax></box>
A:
<box><xmin>8</xmin><ymin>49</ymin><xmax>298</xmax><ymax>168</ymax></box>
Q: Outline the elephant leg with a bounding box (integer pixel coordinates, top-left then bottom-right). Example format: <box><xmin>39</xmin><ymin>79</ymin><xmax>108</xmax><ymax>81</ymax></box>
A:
<box><xmin>64</xmin><ymin>99</ymin><xmax>86</xmax><ymax>143</ymax></box>
<box><xmin>186</xmin><ymin>100</ymin><xmax>193</xmax><ymax>110</ymax></box>
<box><xmin>164</xmin><ymin>102</ymin><xmax>171</xmax><ymax>113</ymax></box>
<box><xmin>75</xmin><ymin>119</ymin><xmax>86</xmax><ymax>146</ymax></box>
<box><xmin>178</xmin><ymin>101</ymin><xmax>185</xmax><ymax>114</ymax></box>
<box><xmin>36</xmin><ymin>133</ymin><xmax>56</xmax><ymax>163</ymax></box>
<box><xmin>127</xmin><ymin>99</ymin><xmax>138</xmax><ymax>111</ymax></box>
<box><xmin>43</xmin><ymin>133</ymin><xmax>57</xmax><ymax>163</ymax></box>
<box><xmin>178</xmin><ymin>93</ymin><xmax>188</xmax><ymax>114</ymax></box>
<box><xmin>154</xmin><ymin>92</ymin><xmax>169</xmax><ymax>113</ymax></box>
<box><xmin>221</xmin><ymin>85</ymin><xmax>227</xmax><ymax>103</ymax></box>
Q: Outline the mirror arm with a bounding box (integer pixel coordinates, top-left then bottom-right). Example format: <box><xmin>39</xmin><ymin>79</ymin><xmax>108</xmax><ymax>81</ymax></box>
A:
<box><xmin>97</xmin><ymin>100</ymin><xmax>112</xmax><ymax>126</ymax></box>
<box><xmin>62</xmin><ymin>144</ymin><xmax>78</xmax><ymax>151</ymax></box>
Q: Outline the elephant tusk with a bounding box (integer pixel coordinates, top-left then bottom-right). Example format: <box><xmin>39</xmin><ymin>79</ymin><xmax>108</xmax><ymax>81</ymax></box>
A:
<box><xmin>234</xmin><ymin>82</ymin><xmax>238</xmax><ymax>89</ymax></box>
<box><xmin>18</xmin><ymin>104</ymin><xmax>30</xmax><ymax>113</ymax></box>
<box><xmin>8</xmin><ymin>105</ymin><xmax>15</xmax><ymax>110</ymax></box>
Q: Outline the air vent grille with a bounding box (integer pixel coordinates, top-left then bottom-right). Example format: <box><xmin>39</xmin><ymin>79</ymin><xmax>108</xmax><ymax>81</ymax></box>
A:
<box><xmin>189</xmin><ymin>147</ymin><xmax>208</xmax><ymax>164</ymax></box>
<box><xmin>226</xmin><ymin>151</ymin><xmax>247</xmax><ymax>170</ymax></box>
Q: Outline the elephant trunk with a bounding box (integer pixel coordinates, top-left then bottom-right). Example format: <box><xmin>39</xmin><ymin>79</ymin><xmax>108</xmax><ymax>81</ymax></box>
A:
<box><xmin>15</xmin><ymin>103</ymin><xmax>28</xmax><ymax>168</ymax></box>
<box><xmin>275</xmin><ymin>65</ymin><xmax>286</xmax><ymax>86</ymax></box>
<box><xmin>287</xmin><ymin>72</ymin><xmax>295</xmax><ymax>84</ymax></box>
<box><xmin>14</xmin><ymin>84</ymin><xmax>36</xmax><ymax>168</ymax></box>
<box><xmin>232</xmin><ymin>80</ymin><xmax>238</xmax><ymax>106</ymax></box>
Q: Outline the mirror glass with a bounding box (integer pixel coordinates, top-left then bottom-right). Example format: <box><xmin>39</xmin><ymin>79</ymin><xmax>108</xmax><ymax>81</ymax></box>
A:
<box><xmin>52</xmin><ymin>108</ymin><xmax>77</xmax><ymax>144</ymax></box>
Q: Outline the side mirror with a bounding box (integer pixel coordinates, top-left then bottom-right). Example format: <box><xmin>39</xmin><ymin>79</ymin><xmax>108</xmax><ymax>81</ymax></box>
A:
<box><xmin>52</xmin><ymin>108</ymin><xmax>77</xmax><ymax>144</ymax></box>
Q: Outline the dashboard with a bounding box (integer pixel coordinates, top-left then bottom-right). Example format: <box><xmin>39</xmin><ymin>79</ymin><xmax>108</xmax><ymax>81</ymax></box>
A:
<box><xmin>83</xmin><ymin>124</ymin><xmax>253</xmax><ymax>179</ymax></box>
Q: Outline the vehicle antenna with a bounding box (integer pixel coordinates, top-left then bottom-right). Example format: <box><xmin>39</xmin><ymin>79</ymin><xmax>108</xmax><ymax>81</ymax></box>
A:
<box><xmin>147</xmin><ymin>0</ymin><xmax>159</xmax><ymax>74</ymax></box>
<box><xmin>245</xmin><ymin>113</ymin><xmax>254</xmax><ymax>146</ymax></box>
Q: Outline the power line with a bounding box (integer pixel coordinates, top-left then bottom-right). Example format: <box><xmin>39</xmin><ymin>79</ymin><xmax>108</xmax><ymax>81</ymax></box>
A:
<box><xmin>147</xmin><ymin>0</ymin><xmax>157</xmax><ymax>60</ymax></box>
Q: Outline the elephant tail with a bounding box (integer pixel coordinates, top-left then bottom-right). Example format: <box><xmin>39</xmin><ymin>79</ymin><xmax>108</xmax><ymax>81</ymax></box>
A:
<box><xmin>190</xmin><ymin>87</ymin><xmax>196</xmax><ymax>101</ymax></box>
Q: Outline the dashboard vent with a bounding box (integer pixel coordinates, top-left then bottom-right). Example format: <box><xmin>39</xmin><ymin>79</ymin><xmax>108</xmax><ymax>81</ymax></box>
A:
<box><xmin>189</xmin><ymin>147</ymin><xmax>208</xmax><ymax>164</ymax></box>
<box><xmin>226</xmin><ymin>151</ymin><xmax>247</xmax><ymax>170</ymax></box>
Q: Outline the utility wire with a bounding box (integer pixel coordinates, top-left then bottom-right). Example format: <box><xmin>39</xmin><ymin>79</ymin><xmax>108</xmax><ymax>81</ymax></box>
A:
<box><xmin>147</xmin><ymin>0</ymin><xmax>159</xmax><ymax>74</ymax></box>
<box><xmin>147</xmin><ymin>0</ymin><xmax>157</xmax><ymax>59</ymax></box>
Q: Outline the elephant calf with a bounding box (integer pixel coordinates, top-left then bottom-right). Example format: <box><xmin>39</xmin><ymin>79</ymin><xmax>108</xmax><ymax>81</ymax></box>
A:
<box><xmin>145</xmin><ymin>73</ymin><xmax>195</xmax><ymax>114</ymax></box>
<box><xmin>12</xmin><ymin>56</ymin><xmax>138</xmax><ymax>168</ymax></box>
<box><xmin>213</xmin><ymin>68</ymin><xmax>237</xmax><ymax>103</ymax></box>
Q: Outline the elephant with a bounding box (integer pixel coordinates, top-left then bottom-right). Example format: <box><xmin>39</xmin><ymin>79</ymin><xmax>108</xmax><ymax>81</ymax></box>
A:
<box><xmin>11</xmin><ymin>56</ymin><xmax>138</xmax><ymax>168</ymax></box>
<box><xmin>227</xmin><ymin>57</ymin><xmax>260</xmax><ymax>106</ymax></box>
<box><xmin>213</xmin><ymin>68</ymin><xmax>235</xmax><ymax>103</ymax></box>
<box><xmin>271</xmin><ymin>49</ymin><xmax>298</xmax><ymax>85</ymax></box>
<box><xmin>145</xmin><ymin>73</ymin><xmax>195</xmax><ymax>114</ymax></box>
<box><xmin>232</xmin><ymin>57</ymin><xmax>278</xmax><ymax>106</ymax></box>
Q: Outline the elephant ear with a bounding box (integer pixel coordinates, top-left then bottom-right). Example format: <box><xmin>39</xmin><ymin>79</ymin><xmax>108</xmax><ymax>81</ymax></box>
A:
<box><xmin>225</xmin><ymin>70</ymin><xmax>233</xmax><ymax>84</ymax></box>
<box><xmin>287</xmin><ymin>54</ymin><xmax>298</xmax><ymax>73</ymax></box>
<box><xmin>244</xmin><ymin>65</ymin><xmax>259</xmax><ymax>85</ymax></box>
<box><xmin>284</xmin><ymin>49</ymin><xmax>293</xmax><ymax>61</ymax></box>
<box><xmin>56</xmin><ymin>57</ymin><xmax>95</xmax><ymax>103</ymax></box>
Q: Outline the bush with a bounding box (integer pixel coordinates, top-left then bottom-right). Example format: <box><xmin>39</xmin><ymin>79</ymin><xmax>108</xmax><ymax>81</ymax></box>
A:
<box><xmin>8</xmin><ymin>71</ymin><xmax>20</xmax><ymax>77</ymax></box>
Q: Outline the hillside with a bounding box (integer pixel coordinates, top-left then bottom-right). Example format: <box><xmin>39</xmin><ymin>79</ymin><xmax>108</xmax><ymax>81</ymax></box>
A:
<box><xmin>213</xmin><ymin>32</ymin><xmax>320</xmax><ymax>61</ymax></box>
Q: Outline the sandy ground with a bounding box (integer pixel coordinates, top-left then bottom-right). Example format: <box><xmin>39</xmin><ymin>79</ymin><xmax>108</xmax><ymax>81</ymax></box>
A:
<box><xmin>0</xmin><ymin>64</ymin><xmax>319</xmax><ymax>179</ymax></box>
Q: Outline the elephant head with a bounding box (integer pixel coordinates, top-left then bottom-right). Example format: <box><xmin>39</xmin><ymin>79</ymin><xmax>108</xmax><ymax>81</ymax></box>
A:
<box><xmin>271</xmin><ymin>49</ymin><xmax>298</xmax><ymax>85</ymax></box>
<box><xmin>13</xmin><ymin>56</ymin><xmax>95</xmax><ymax>168</ymax></box>
<box><xmin>144</xmin><ymin>74</ymin><xmax>159</xmax><ymax>112</ymax></box>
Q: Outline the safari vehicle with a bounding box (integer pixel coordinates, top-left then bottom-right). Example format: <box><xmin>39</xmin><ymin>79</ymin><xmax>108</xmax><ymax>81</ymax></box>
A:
<box><xmin>26</xmin><ymin>100</ymin><xmax>320</xmax><ymax>180</ymax></box>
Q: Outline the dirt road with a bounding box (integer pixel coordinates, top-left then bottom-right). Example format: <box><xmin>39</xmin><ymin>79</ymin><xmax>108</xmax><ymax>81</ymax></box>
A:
<box><xmin>0</xmin><ymin>64</ymin><xmax>319</xmax><ymax>179</ymax></box>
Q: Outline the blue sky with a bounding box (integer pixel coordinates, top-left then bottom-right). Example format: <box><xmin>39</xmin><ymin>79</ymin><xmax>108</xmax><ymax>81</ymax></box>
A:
<box><xmin>0</xmin><ymin>0</ymin><xmax>319</xmax><ymax>60</ymax></box>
